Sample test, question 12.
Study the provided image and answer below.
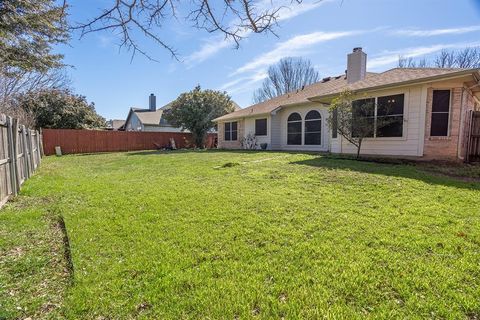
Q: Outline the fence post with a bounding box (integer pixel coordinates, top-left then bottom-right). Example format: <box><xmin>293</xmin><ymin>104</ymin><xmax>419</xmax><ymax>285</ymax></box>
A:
<box><xmin>39</xmin><ymin>128</ymin><xmax>44</xmax><ymax>158</ymax></box>
<box><xmin>21</xmin><ymin>125</ymin><xmax>31</xmax><ymax>179</ymax></box>
<box><xmin>6</xmin><ymin>117</ymin><xmax>19</xmax><ymax>196</ymax></box>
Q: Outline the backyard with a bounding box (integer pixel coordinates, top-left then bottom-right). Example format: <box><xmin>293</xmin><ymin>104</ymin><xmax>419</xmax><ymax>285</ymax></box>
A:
<box><xmin>1</xmin><ymin>150</ymin><xmax>479</xmax><ymax>319</ymax></box>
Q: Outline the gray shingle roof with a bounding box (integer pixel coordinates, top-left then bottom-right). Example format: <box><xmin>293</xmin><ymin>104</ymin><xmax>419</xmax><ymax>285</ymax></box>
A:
<box><xmin>214</xmin><ymin>67</ymin><xmax>478</xmax><ymax>122</ymax></box>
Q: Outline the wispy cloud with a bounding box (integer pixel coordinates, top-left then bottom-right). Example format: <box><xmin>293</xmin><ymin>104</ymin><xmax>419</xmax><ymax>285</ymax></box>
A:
<box><xmin>184</xmin><ymin>0</ymin><xmax>335</xmax><ymax>65</ymax></box>
<box><xmin>219</xmin><ymin>29</ymin><xmax>360</xmax><ymax>95</ymax></box>
<box><xmin>231</xmin><ymin>30</ymin><xmax>359</xmax><ymax>76</ymax></box>
<box><xmin>368</xmin><ymin>41</ymin><xmax>480</xmax><ymax>69</ymax></box>
<box><xmin>393</xmin><ymin>25</ymin><xmax>480</xmax><ymax>37</ymax></box>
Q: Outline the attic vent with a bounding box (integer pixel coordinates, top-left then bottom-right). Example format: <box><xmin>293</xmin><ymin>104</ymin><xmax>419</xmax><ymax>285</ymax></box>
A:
<box><xmin>322</xmin><ymin>77</ymin><xmax>331</xmax><ymax>83</ymax></box>
<box><xmin>335</xmin><ymin>75</ymin><xmax>342</xmax><ymax>79</ymax></box>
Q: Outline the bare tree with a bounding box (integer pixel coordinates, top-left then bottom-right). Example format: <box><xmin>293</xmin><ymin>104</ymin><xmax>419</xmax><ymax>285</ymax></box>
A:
<box><xmin>253</xmin><ymin>57</ymin><xmax>319</xmax><ymax>103</ymax></box>
<box><xmin>434</xmin><ymin>49</ymin><xmax>456</xmax><ymax>68</ymax></box>
<box><xmin>454</xmin><ymin>47</ymin><xmax>480</xmax><ymax>68</ymax></box>
<box><xmin>75</xmin><ymin>0</ymin><xmax>303</xmax><ymax>61</ymax></box>
<box><xmin>398</xmin><ymin>47</ymin><xmax>480</xmax><ymax>69</ymax></box>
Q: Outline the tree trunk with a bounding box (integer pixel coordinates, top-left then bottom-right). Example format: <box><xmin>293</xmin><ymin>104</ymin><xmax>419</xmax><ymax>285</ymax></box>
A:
<box><xmin>356</xmin><ymin>139</ymin><xmax>362</xmax><ymax>159</ymax></box>
<box><xmin>193</xmin><ymin>131</ymin><xmax>206</xmax><ymax>149</ymax></box>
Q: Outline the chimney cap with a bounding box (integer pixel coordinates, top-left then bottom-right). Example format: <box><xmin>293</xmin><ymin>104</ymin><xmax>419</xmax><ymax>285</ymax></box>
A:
<box><xmin>353</xmin><ymin>47</ymin><xmax>363</xmax><ymax>52</ymax></box>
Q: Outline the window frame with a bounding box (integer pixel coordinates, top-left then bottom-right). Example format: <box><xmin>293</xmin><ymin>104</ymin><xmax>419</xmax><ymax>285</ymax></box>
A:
<box><xmin>350</xmin><ymin>92</ymin><xmax>407</xmax><ymax>140</ymax></box>
<box><xmin>255</xmin><ymin>118</ymin><xmax>268</xmax><ymax>136</ymax></box>
<box><xmin>224</xmin><ymin>121</ymin><xmax>238</xmax><ymax>141</ymax></box>
<box><xmin>304</xmin><ymin>110</ymin><xmax>322</xmax><ymax>145</ymax></box>
<box><xmin>287</xmin><ymin>112</ymin><xmax>303</xmax><ymax>145</ymax></box>
<box><xmin>429</xmin><ymin>89</ymin><xmax>451</xmax><ymax>137</ymax></box>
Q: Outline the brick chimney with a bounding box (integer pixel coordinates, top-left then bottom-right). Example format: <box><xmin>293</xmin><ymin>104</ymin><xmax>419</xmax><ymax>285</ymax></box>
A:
<box><xmin>149</xmin><ymin>93</ymin><xmax>156</xmax><ymax>111</ymax></box>
<box><xmin>347</xmin><ymin>47</ymin><xmax>367</xmax><ymax>84</ymax></box>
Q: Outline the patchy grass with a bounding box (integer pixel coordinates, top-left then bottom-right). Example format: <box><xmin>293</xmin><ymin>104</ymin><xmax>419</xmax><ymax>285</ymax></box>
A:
<box><xmin>1</xmin><ymin>150</ymin><xmax>480</xmax><ymax>319</ymax></box>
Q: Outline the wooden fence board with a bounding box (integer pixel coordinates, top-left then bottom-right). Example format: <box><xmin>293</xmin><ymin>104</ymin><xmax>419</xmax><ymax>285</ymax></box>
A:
<box><xmin>0</xmin><ymin>114</ymin><xmax>42</xmax><ymax>207</ymax></box>
<box><xmin>41</xmin><ymin>129</ymin><xmax>217</xmax><ymax>155</ymax></box>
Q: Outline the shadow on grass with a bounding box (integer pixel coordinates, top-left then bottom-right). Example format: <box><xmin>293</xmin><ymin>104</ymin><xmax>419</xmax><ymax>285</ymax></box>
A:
<box><xmin>125</xmin><ymin>149</ymin><xmax>328</xmax><ymax>156</ymax></box>
<box><xmin>291</xmin><ymin>156</ymin><xmax>480</xmax><ymax>190</ymax></box>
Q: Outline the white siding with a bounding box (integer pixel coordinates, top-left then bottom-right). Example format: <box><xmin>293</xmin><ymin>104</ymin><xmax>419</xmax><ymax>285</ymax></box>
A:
<box><xmin>244</xmin><ymin>116</ymin><xmax>272</xmax><ymax>149</ymax></box>
<box><xmin>125</xmin><ymin>112</ymin><xmax>143</xmax><ymax>131</ymax></box>
<box><xmin>277</xmin><ymin>103</ymin><xmax>330</xmax><ymax>152</ymax></box>
<box><xmin>270</xmin><ymin>113</ymin><xmax>282</xmax><ymax>150</ymax></box>
<box><xmin>336</xmin><ymin>86</ymin><xmax>424</xmax><ymax>157</ymax></box>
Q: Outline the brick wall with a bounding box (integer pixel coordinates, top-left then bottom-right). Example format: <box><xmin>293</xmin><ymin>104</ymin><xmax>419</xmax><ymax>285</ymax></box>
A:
<box><xmin>423</xmin><ymin>87</ymin><xmax>463</xmax><ymax>161</ymax></box>
<box><xmin>217</xmin><ymin>119</ymin><xmax>244</xmax><ymax>149</ymax></box>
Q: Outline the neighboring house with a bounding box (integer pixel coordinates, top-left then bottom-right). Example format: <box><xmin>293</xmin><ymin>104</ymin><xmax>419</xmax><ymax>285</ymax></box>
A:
<box><xmin>124</xmin><ymin>94</ymin><xmax>183</xmax><ymax>132</ymax></box>
<box><xmin>214</xmin><ymin>48</ymin><xmax>480</xmax><ymax>161</ymax></box>
<box><xmin>106</xmin><ymin>119</ymin><xmax>126</xmax><ymax>131</ymax></box>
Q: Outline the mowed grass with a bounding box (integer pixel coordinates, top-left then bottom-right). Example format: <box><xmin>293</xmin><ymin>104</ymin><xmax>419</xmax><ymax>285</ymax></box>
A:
<box><xmin>1</xmin><ymin>150</ymin><xmax>480</xmax><ymax>319</ymax></box>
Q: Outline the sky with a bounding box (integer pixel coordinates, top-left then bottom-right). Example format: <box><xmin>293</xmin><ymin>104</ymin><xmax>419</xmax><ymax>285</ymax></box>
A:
<box><xmin>60</xmin><ymin>0</ymin><xmax>480</xmax><ymax>120</ymax></box>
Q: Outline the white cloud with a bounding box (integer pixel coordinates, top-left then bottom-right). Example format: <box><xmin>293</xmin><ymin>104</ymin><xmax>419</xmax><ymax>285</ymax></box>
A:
<box><xmin>393</xmin><ymin>25</ymin><xmax>480</xmax><ymax>37</ymax></box>
<box><xmin>218</xmin><ymin>29</ymin><xmax>359</xmax><ymax>96</ymax></box>
<box><xmin>184</xmin><ymin>0</ymin><xmax>334</xmax><ymax>65</ymax></box>
<box><xmin>232</xmin><ymin>30</ymin><xmax>360</xmax><ymax>76</ymax></box>
<box><xmin>368</xmin><ymin>41</ymin><xmax>480</xmax><ymax>69</ymax></box>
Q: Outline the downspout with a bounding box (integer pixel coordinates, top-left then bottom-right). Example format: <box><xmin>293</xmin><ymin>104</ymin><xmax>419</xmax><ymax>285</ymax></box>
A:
<box><xmin>457</xmin><ymin>87</ymin><xmax>465</xmax><ymax>160</ymax></box>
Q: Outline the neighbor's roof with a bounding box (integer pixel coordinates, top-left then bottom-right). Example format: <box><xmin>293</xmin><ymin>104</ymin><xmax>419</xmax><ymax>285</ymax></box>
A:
<box><xmin>214</xmin><ymin>67</ymin><xmax>479</xmax><ymax>122</ymax></box>
<box><xmin>130</xmin><ymin>99</ymin><xmax>242</xmax><ymax>126</ymax></box>
<box><xmin>110</xmin><ymin>119</ymin><xmax>125</xmax><ymax>129</ymax></box>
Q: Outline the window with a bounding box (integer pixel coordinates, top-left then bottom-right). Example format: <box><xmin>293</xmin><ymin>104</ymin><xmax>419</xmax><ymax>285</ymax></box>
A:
<box><xmin>332</xmin><ymin>109</ymin><xmax>338</xmax><ymax>138</ymax></box>
<box><xmin>430</xmin><ymin>90</ymin><xmax>450</xmax><ymax>136</ymax></box>
<box><xmin>352</xmin><ymin>94</ymin><xmax>405</xmax><ymax>138</ymax></box>
<box><xmin>255</xmin><ymin>118</ymin><xmax>267</xmax><ymax>136</ymax></box>
<box><xmin>304</xmin><ymin>110</ymin><xmax>322</xmax><ymax>145</ymax></box>
<box><xmin>376</xmin><ymin>94</ymin><xmax>404</xmax><ymax>137</ymax></box>
<box><xmin>352</xmin><ymin>98</ymin><xmax>375</xmax><ymax>138</ymax></box>
<box><xmin>224</xmin><ymin>121</ymin><xmax>238</xmax><ymax>141</ymax></box>
<box><xmin>287</xmin><ymin>113</ymin><xmax>302</xmax><ymax>145</ymax></box>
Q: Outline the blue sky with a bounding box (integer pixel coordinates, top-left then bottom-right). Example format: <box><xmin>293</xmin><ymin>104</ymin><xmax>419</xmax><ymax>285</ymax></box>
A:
<box><xmin>61</xmin><ymin>0</ymin><xmax>480</xmax><ymax>120</ymax></box>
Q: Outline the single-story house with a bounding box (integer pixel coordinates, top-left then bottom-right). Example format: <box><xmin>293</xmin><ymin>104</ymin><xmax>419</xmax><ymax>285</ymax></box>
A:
<box><xmin>125</xmin><ymin>93</ymin><xmax>242</xmax><ymax>133</ymax></box>
<box><xmin>124</xmin><ymin>94</ymin><xmax>183</xmax><ymax>132</ymax></box>
<box><xmin>214</xmin><ymin>48</ymin><xmax>480</xmax><ymax>161</ymax></box>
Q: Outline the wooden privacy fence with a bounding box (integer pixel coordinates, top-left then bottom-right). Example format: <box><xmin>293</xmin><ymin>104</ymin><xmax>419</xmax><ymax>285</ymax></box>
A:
<box><xmin>466</xmin><ymin>111</ymin><xmax>480</xmax><ymax>162</ymax></box>
<box><xmin>42</xmin><ymin>129</ymin><xmax>217</xmax><ymax>155</ymax></box>
<box><xmin>0</xmin><ymin>114</ymin><xmax>42</xmax><ymax>207</ymax></box>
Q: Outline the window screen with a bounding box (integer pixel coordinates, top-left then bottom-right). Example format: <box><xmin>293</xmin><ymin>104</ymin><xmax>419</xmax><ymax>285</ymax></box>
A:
<box><xmin>255</xmin><ymin>118</ymin><xmax>267</xmax><ymax>136</ymax></box>
<box><xmin>376</xmin><ymin>94</ymin><xmax>404</xmax><ymax>137</ymax></box>
<box><xmin>430</xmin><ymin>90</ymin><xmax>450</xmax><ymax>136</ymax></box>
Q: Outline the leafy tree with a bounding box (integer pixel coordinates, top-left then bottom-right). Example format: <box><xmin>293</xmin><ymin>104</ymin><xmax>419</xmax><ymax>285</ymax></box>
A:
<box><xmin>328</xmin><ymin>90</ymin><xmax>397</xmax><ymax>159</ymax></box>
<box><xmin>15</xmin><ymin>89</ymin><xmax>105</xmax><ymax>129</ymax></box>
<box><xmin>253</xmin><ymin>57</ymin><xmax>319</xmax><ymax>103</ymax></box>
<box><xmin>163</xmin><ymin>86</ymin><xmax>235</xmax><ymax>148</ymax></box>
<box><xmin>0</xmin><ymin>0</ymin><xmax>68</xmax><ymax>74</ymax></box>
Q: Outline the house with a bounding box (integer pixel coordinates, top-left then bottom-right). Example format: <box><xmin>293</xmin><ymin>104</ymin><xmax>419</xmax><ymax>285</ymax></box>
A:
<box><xmin>106</xmin><ymin>119</ymin><xmax>126</xmax><ymax>131</ymax></box>
<box><xmin>124</xmin><ymin>94</ymin><xmax>183</xmax><ymax>132</ymax></box>
<box><xmin>214</xmin><ymin>48</ymin><xmax>480</xmax><ymax>161</ymax></box>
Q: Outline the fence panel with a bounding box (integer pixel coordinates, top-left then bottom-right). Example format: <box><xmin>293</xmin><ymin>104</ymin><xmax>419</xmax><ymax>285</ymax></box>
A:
<box><xmin>0</xmin><ymin>114</ymin><xmax>42</xmax><ymax>207</ymax></box>
<box><xmin>466</xmin><ymin>111</ymin><xmax>480</xmax><ymax>162</ymax></box>
<box><xmin>41</xmin><ymin>129</ymin><xmax>217</xmax><ymax>155</ymax></box>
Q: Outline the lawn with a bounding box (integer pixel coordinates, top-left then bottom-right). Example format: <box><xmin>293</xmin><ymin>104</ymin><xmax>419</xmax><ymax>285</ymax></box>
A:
<box><xmin>1</xmin><ymin>150</ymin><xmax>479</xmax><ymax>319</ymax></box>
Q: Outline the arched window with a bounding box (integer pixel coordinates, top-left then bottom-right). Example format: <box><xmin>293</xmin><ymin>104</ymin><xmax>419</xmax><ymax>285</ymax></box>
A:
<box><xmin>304</xmin><ymin>110</ymin><xmax>321</xmax><ymax>145</ymax></box>
<box><xmin>287</xmin><ymin>113</ymin><xmax>302</xmax><ymax>145</ymax></box>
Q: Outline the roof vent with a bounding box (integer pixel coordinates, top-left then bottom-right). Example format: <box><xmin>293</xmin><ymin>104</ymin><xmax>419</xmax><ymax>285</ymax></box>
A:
<box><xmin>322</xmin><ymin>77</ymin><xmax>331</xmax><ymax>82</ymax></box>
<box><xmin>301</xmin><ymin>85</ymin><xmax>305</xmax><ymax>90</ymax></box>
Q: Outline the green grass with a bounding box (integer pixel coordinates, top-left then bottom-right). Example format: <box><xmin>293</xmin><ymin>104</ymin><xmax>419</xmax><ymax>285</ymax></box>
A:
<box><xmin>1</xmin><ymin>150</ymin><xmax>480</xmax><ymax>319</ymax></box>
